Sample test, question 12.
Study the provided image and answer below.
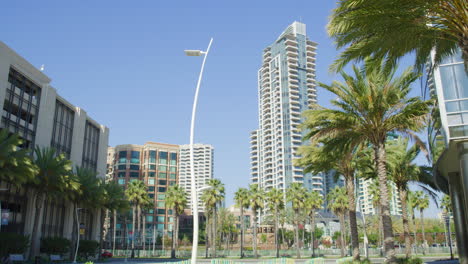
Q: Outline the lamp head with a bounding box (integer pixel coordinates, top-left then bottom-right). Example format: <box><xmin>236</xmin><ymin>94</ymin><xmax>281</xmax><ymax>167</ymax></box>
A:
<box><xmin>184</xmin><ymin>50</ymin><xmax>204</xmax><ymax>56</ymax></box>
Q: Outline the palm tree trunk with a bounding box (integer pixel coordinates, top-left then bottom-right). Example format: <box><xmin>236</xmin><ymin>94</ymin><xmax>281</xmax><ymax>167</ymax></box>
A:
<box><xmin>310</xmin><ymin>213</ymin><xmax>315</xmax><ymax>257</ymax></box>
<box><xmin>420</xmin><ymin>209</ymin><xmax>426</xmax><ymax>255</ymax></box>
<box><xmin>281</xmin><ymin>224</ymin><xmax>285</xmax><ymax>250</ymax></box>
<box><xmin>375</xmin><ymin>142</ymin><xmax>396</xmax><ymax>262</ymax></box>
<box><xmin>275</xmin><ymin>206</ymin><xmax>279</xmax><ymax>258</ymax></box>
<box><xmin>295</xmin><ymin>209</ymin><xmax>301</xmax><ymax>259</ymax></box>
<box><xmin>175</xmin><ymin>213</ymin><xmax>179</xmax><ymax>258</ymax></box>
<box><xmin>213</xmin><ymin>206</ymin><xmax>217</xmax><ymax>258</ymax></box>
<box><xmin>137</xmin><ymin>205</ymin><xmax>141</xmax><ymax>252</ymax></box>
<box><xmin>152</xmin><ymin>222</ymin><xmax>156</xmax><ymax>255</ymax></box>
<box><xmin>142</xmin><ymin>212</ymin><xmax>146</xmax><ymax>252</ymax></box>
<box><xmin>205</xmin><ymin>214</ymin><xmax>209</xmax><ymax>258</ymax></box>
<box><xmin>240</xmin><ymin>207</ymin><xmax>244</xmax><ymax>258</ymax></box>
<box><xmin>132</xmin><ymin>206</ymin><xmax>136</xmax><ymax>254</ymax></box>
<box><xmin>398</xmin><ymin>187</ymin><xmax>411</xmax><ymax>258</ymax></box>
<box><xmin>113</xmin><ymin>210</ymin><xmax>116</xmax><ymax>255</ymax></box>
<box><xmin>339</xmin><ymin>213</ymin><xmax>346</xmax><ymax>257</ymax></box>
<box><xmin>253</xmin><ymin>208</ymin><xmax>258</xmax><ymax>258</ymax></box>
<box><xmin>345</xmin><ymin>175</ymin><xmax>360</xmax><ymax>260</ymax></box>
<box><xmin>171</xmin><ymin>212</ymin><xmax>176</xmax><ymax>258</ymax></box>
<box><xmin>29</xmin><ymin>192</ymin><xmax>45</xmax><ymax>259</ymax></box>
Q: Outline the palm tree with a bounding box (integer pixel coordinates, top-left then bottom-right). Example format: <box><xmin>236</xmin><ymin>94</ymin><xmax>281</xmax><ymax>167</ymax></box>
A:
<box><xmin>304</xmin><ymin>191</ymin><xmax>323</xmax><ymax>257</ymax></box>
<box><xmin>125</xmin><ymin>180</ymin><xmax>147</xmax><ymax>255</ymax></box>
<box><xmin>386</xmin><ymin>138</ymin><xmax>437</xmax><ymax>257</ymax></box>
<box><xmin>234</xmin><ymin>187</ymin><xmax>250</xmax><ymax>258</ymax></box>
<box><xmin>441</xmin><ymin>194</ymin><xmax>452</xmax><ymax>215</ymax></box>
<box><xmin>266</xmin><ymin>188</ymin><xmax>284</xmax><ymax>258</ymax></box>
<box><xmin>286</xmin><ymin>182</ymin><xmax>307</xmax><ymax>258</ymax></box>
<box><xmin>201</xmin><ymin>179</ymin><xmax>225</xmax><ymax>258</ymax></box>
<box><xmin>327</xmin><ymin>0</ymin><xmax>468</xmax><ymax>72</ymax></box>
<box><xmin>0</xmin><ymin>130</ymin><xmax>37</xmax><ymax>186</ymax></box>
<box><xmin>368</xmin><ymin>180</ymin><xmax>384</xmax><ymax>249</ymax></box>
<box><xmin>413</xmin><ymin>191</ymin><xmax>430</xmax><ymax>253</ymax></box>
<box><xmin>248</xmin><ymin>184</ymin><xmax>265</xmax><ymax>258</ymax></box>
<box><xmin>296</xmin><ymin>142</ymin><xmax>363</xmax><ymax>260</ymax></box>
<box><xmin>327</xmin><ymin>186</ymin><xmax>349</xmax><ymax>257</ymax></box>
<box><xmin>102</xmin><ymin>181</ymin><xmax>129</xmax><ymax>255</ymax></box>
<box><xmin>166</xmin><ymin>185</ymin><xmax>187</xmax><ymax>258</ymax></box>
<box><xmin>302</xmin><ymin>59</ymin><xmax>430</xmax><ymax>262</ymax></box>
<box><xmin>30</xmin><ymin>147</ymin><xmax>73</xmax><ymax>258</ymax></box>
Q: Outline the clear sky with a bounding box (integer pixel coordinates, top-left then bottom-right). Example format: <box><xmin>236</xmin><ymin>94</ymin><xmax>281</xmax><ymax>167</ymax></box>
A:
<box><xmin>0</xmin><ymin>0</ymin><xmax>441</xmax><ymax>218</ymax></box>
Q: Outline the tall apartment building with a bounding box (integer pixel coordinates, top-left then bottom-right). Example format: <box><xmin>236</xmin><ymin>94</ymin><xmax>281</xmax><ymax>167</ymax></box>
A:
<box><xmin>109</xmin><ymin>142</ymin><xmax>179</xmax><ymax>245</ymax></box>
<box><xmin>0</xmin><ymin>41</ymin><xmax>109</xmax><ymax>248</ymax></box>
<box><xmin>178</xmin><ymin>144</ymin><xmax>214</xmax><ymax>212</ymax></box>
<box><xmin>250</xmin><ymin>22</ymin><xmax>320</xmax><ymax>195</ymax></box>
<box><xmin>357</xmin><ymin>178</ymin><xmax>402</xmax><ymax>216</ymax></box>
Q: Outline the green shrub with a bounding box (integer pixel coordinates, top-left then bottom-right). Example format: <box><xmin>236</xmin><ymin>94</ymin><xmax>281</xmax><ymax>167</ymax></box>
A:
<box><xmin>85</xmin><ymin>262</ymin><xmax>94</xmax><ymax>264</ymax></box>
<box><xmin>40</xmin><ymin>237</ymin><xmax>71</xmax><ymax>255</ymax></box>
<box><xmin>78</xmin><ymin>240</ymin><xmax>99</xmax><ymax>260</ymax></box>
<box><xmin>396</xmin><ymin>257</ymin><xmax>423</xmax><ymax>264</ymax></box>
<box><xmin>0</xmin><ymin>232</ymin><xmax>30</xmax><ymax>258</ymax></box>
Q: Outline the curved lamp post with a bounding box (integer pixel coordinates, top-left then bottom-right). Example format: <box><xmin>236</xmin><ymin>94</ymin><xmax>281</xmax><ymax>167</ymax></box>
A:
<box><xmin>184</xmin><ymin>38</ymin><xmax>213</xmax><ymax>264</ymax></box>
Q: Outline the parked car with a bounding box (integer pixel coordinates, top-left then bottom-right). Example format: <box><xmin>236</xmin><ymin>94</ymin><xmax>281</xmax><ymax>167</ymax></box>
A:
<box><xmin>101</xmin><ymin>251</ymin><xmax>113</xmax><ymax>258</ymax></box>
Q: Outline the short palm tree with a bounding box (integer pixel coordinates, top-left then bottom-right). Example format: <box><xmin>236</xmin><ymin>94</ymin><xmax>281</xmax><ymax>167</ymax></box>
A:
<box><xmin>30</xmin><ymin>147</ymin><xmax>73</xmax><ymax>258</ymax></box>
<box><xmin>386</xmin><ymin>138</ymin><xmax>437</xmax><ymax>257</ymax></box>
<box><xmin>296</xmin><ymin>141</ymin><xmax>362</xmax><ymax>260</ymax></box>
<box><xmin>302</xmin><ymin>59</ymin><xmax>430</xmax><ymax>262</ymax></box>
<box><xmin>234</xmin><ymin>187</ymin><xmax>250</xmax><ymax>258</ymax></box>
<box><xmin>125</xmin><ymin>180</ymin><xmax>148</xmax><ymax>254</ymax></box>
<box><xmin>328</xmin><ymin>0</ymin><xmax>468</xmax><ymax>72</ymax></box>
<box><xmin>166</xmin><ymin>185</ymin><xmax>187</xmax><ymax>258</ymax></box>
<box><xmin>248</xmin><ymin>184</ymin><xmax>265</xmax><ymax>259</ymax></box>
<box><xmin>327</xmin><ymin>186</ymin><xmax>349</xmax><ymax>257</ymax></box>
<box><xmin>266</xmin><ymin>188</ymin><xmax>284</xmax><ymax>258</ymax></box>
<box><xmin>368</xmin><ymin>180</ymin><xmax>384</xmax><ymax>249</ymax></box>
<box><xmin>441</xmin><ymin>194</ymin><xmax>452</xmax><ymax>215</ymax></box>
<box><xmin>413</xmin><ymin>191</ymin><xmax>430</xmax><ymax>253</ymax></box>
<box><xmin>202</xmin><ymin>179</ymin><xmax>225</xmax><ymax>258</ymax></box>
<box><xmin>0</xmin><ymin>130</ymin><xmax>37</xmax><ymax>186</ymax></box>
<box><xmin>286</xmin><ymin>182</ymin><xmax>307</xmax><ymax>259</ymax></box>
<box><xmin>304</xmin><ymin>191</ymin><xmax>323</xmax><ymax>257</ymax></box>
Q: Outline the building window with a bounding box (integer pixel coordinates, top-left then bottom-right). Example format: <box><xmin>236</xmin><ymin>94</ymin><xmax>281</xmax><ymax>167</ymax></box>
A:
<box><xmin>51</xmin><ymin>100</ymin><xmax>74</xmax><ymax>158</ymax></box>
<box><xmin>157</xmin><ymin>216</ymin><xmax>165</xmax><ymax>223</ymax></box>
<box><xmin>159</xmin><ymin>165</ymin><xmax>167</xmax><ymax>171</ymax></box>
<box><xmin>158</xmin><ymin>187</ymin><xmax>166</xmax><ymax>192</ymax></box>
<box><xmin>118</xmin><ymin>172</ymin><xmax>126</xmax><ymax>177</ymax></box>
<box><xmin>157</xmin><ymin>209</ymin><xmax>165</xmax><ymax>214</ymax></box>
<box><xmin>130</xmin><ymin>151</ymin><xmax>140</xmax><ymax>164</ymax></box>
<box><xmin>170</xmin><ymin>152</ymin><xmax>177</xmax><ymax>165</ymax></box>
<box><xmin>169</xmin><ymin>173</ymin><xmax>176</xmax><ymax>180</ymax></box>
<box><xmin>149</xmin><ymin>165</ymin><xmax>156</xmax><ymax>170</ymax></box>
<box><xmin>2</xmin><ymin>67</ymin><xmax>41</xmax><ymax>149</ymax></box>
<box><xmin>130</xmin><ymin>165</ymin><xmax>139</xmax><ymax>170</ymax></box>
<box><xmin>146</xmin><ymin>215</ymin><xmax>153</xmax><ymax>222</ymax></box>
<box><xmin>157</xmin><ymin>194</ymin><xmax>165</xmax><ymax>200</ymax></box>
<box><xmin>129</xmin><ymin>172</ymin><xmax>139</xmax><ymax>178</ymax></box>
<box><xmin>148</xmin><ymin>179</ymin><xmax>155</xmax><ymax>185</ymax></box>
<box><xmin>169</xmin><ymin>181</ymin><xmax>176</xmax><ymax>186</ymax></box>
<box><xmin>157</xmin><ymin>224</ymin><xmax>164</xmax><ymax>230</ymax></box>
<box><xmin>82</xmin><ymin>121</ymin><xmax>100</xmax><ymax>171</ymax></box>
<box><xmin>159</xmin><ymin>152</ymin><xmax>168</xmax><ymax>164</ymax></box>
<box><xmin>157</xmin><ymin>201</ymin><xmax>165</xmax><ymax>207</ymax></box>
<box><xmin>118</xmin><ymin>151</ymin><xmax>127</xmax><ymax>163</ymax></box>
<box><xmin>149</xmin><ymin>150</ymin><xmax>156</xmax><ymax>163</ymax></box>
<box><xmin>148</xmin><ymin>186</ymin><xmax>155</xmax><ymax>192</ymax></box>
<box><xmin>148</xmin><ymin>172</ymin><xmax>155</xmax><ymax>177</ymax></box>
<box><xmin>169</xmin><ymin>167</ymin><xmax>176</xmax><ymax>173</ymax></box>
<box><xmin>118</xmin><ymin>179</ymin><xmax>125</xmax><ymax>185</ymax></box>
<box><xmin>158</xmin><ymin>172</ymin><xmax>167</xmax><ymax>179</ymax></box>
<box><xmin>158</xmin><ymin>180</ymin><xmax>167</xmax><ymax>185</ymax></box>
<box><xmin>118</xmin><ymin>165</ymin><xmax>126</xmax><ymax>170</ymax></box>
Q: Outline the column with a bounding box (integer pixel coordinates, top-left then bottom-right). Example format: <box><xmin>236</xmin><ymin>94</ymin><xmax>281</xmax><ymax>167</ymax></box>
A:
<box><xmin>448</xmin><ymin>172</ymin><xmax>468</xmax><ymax>264</ymax></box>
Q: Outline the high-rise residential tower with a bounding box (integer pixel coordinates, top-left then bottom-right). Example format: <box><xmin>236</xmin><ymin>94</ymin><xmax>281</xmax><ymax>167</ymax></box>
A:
<box><xmin>357</xmin><ymin>178</ymin><xmax>402</xmax><ymax>216</ymax></box>
<box><xmin>250</xmin><ymin>22</ymin><xmax>320</xmax><ymax>195</ymax></box>
<box><xmin>178</xmin><ymin>144</ymin><xmax>214</xmax><ymax>212</ymax></box>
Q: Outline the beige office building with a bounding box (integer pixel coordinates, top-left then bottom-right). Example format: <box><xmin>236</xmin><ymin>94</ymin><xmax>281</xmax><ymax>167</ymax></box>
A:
<box><xmin>0</xmin><ymin>41</ymin><xmax>109</xmax><ymax>252</ymax></box>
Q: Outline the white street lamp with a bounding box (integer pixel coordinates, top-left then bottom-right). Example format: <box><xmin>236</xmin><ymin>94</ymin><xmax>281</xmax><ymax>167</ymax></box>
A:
<box><xmin>184</xmin><ymin>38</ymin><xmax>213</xmax><ymax>264</ymax></box>
<box><xmin>0</xmin><ymin>188</ymin><xmax>8</xmax><ymax>232</ymax></box>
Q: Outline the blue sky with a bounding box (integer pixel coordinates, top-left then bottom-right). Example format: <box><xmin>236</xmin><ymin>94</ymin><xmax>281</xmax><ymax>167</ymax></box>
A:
<box><xmin>0</xmin><ymin>0</ymin><xmax>440</xmax><ymax>217</ymax></box>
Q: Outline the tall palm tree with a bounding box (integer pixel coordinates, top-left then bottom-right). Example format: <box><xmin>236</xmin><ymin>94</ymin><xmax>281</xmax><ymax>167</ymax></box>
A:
<box><xmin>166</xmin><ymin>185</ymin><xmax>187</xmax><ymax>258</ymax></box>
<box><xmin>202</xmin><ymin>179</ymin><xmax>225</xmax><ymax>258</ymax></box>
<box><xmin>302</xmin><ymin>59</ymin><xmax>430</xmax><ymax>262</ymax></box>
<box><xmin>327</xmin><ymin>186</ymin><xmax>349</xmax><ymax>257</ymax></box>
<box><xmin>234</xmin><ymin>187</ymin><xmax>250</xmax><ymax>258</ymax></box>
<box><xmin>248</xmin><ymin>184</ymin><xmax>265</xmax><ymax>259</ymax></box>
<box><xmin>296</xmin><ymin>141</ymin><xmax>363</xmax><ymax>260</ymax></box>
<box><xmin>327</xmin><ymin>0</ymin><xmax>468</xmax><ymax>72</ymax></box>
<box><xmin>414</xmin><ymin>191</ymin><xmax>430</xmax><ymax>253</ymax></box>
<box><xmin>102</xmin><ymin>181</ymin><xmax>129</xmax><ymax>255</ymax></box>
<box><xmin>125</xmin><ymin>180</ymin><xmax>147</xmax><ymax>255</ymax></box>
<box><xmin>201</xmin><ymin>190</ymin><xmax>213</xmax><ymax>258</ymax></box>
<box><xmin>0</xmin><ymin>130</ymin><xmax>37</xmax><ymax>186</ymax></box>
<box><xmin>441</xmin><ymin>194</ymin><xmax>452</xmax><ymax>215</ymax></box>
<box><xmin>304</xmin><ymin>191</ymin><xmax>323</xmax><ymax>257</ymax></box>
<box><xmin>30</xmin><ymin>147</ymin><xmax>73</xmax><ymax>258</ymax></box>
<box><xmin>266</xmin><ymin>188</ymin><xmax>284</xmax><ymax>258</ymax></box>
<box><xmin>386</xmin><ymin>138</ymin><xmax>437</xmax><ymax>257</ymax></box>
<box><xmin>368</xmin><ymin>179</ymin><xmax>383</xmax><ymax>249</ymax></box>
<box><xmin>140</xmin><ymin>195</ymin><xmax>153</xmax><ymax>252</ymax></box>
<box><xmin>286</xmin><ymin>182</ymin><xmax>307</xmax><ymax>259</ymax></box>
